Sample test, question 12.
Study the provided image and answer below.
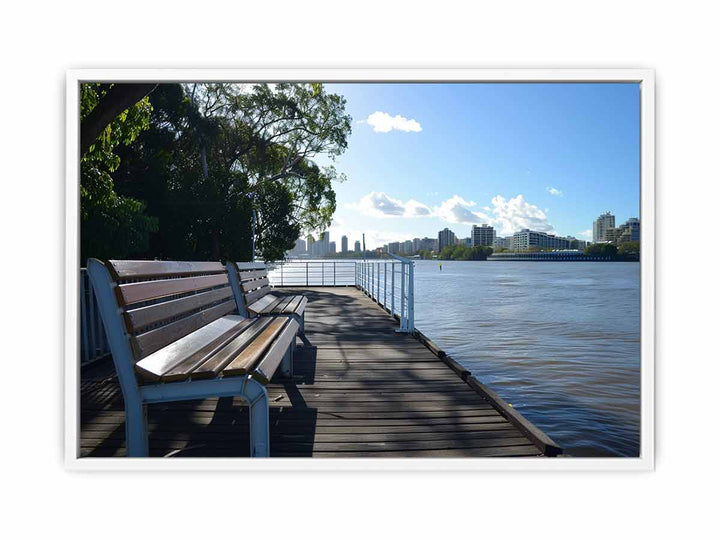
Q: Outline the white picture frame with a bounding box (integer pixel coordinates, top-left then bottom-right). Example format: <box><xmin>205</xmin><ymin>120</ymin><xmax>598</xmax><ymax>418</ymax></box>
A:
<box><xmin>65</xmin><ymin>68</ymin><xmax>654</xmax><ymax>471</ymax></box>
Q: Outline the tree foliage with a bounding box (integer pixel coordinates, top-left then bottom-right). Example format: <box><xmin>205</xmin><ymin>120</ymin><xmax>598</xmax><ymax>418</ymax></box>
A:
<box><xmin>584</xmin><ymin>243</ymin><xmax>618</xmax><ymax>257</ymax></box>
<box><xmin>439</xmin><ymin>245</ymin><xmax>493</xmax><ymax>260</ymax></box>
<box><xmin>108</xmin><ymin>83</ymin><xmax>351</xmax><ymax>262</ymax></box>
<box><xmin>80</xmin><ymin>83</ymin><xmax>158</xmax><ymax>262</ymax></box>
<box><xmin>618</xmin><ymin>241</ymin><xmax>640</xmax><ymax>255</ymax></box>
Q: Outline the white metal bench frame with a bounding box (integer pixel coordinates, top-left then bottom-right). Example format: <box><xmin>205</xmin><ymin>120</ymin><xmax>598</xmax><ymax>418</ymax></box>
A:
<box><xmin>86</xmin><ymin>259</ymin><xmax>293</xmax><ymax>457</ymax></box>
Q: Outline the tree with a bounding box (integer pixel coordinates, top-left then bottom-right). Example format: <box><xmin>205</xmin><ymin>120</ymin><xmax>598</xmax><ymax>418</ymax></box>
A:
<box><xmin>618</xmin><ymin>241</ymin><xmax>640</xmax><ymax>256</ymax></box>
<box><xmin>584</xmin><ymin>243</ymin><xmax>618</xmax><ymax>257</ymax></box>
<box><xmin>80</xmin><ymin>83</ymin><xmax>158</xmax><ymax>262</ymax></box>
<box><xmin>113</xmin><ymin>83</ymin><xmax>351</xmax><ymax>261</ymax></box>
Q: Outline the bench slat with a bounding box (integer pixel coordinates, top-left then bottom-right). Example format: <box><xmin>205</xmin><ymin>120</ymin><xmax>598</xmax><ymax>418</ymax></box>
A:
<box><xmin>281</xmin><ymin>296</ymin><xmax>303</xmax><ymax>315</ymax></box>
<box><xmin>189</xmin><ymin>318</ymin><xmax>275</xmax><ymax>379</ymax></box>
<box><xmin>222</xmin><ymin>318</ymin><xmax>289</xmax><ymax>376</ymax></box>
<box><xmin>123</xmin><ymin>286</ymin><xmax>234</xmax><ymax>331</ymax></box>
<box><xmin>239</xmin><ymin>269</ymin><xmax>268</xmax><ymax>282</ymax></box>
<box><xmin>107</xmin><ymin>260</ymin><xmax>225</xmax><ymax>280</ymax></box>
<box><xmin>249</xmin><ymin>295</ymin><xmax>282</xmax><ymax>315</ymax></box>
<box><xmin>134</xmin><ymin>315</ymin><xmax>248</xmax><ymax>380</ymax></box>
<box><xmin>117</xmin><ymin>274</ymin><xmax>229</xmax><ymax>305</ymax></box>
<box><xmin>132</xmin><ymin>299</ymin><xmax>237</xmax><ymax>359</ymax></box>
<box><xmin>244</xmin><ymin>285</ymin><xmax>272</xmax><ymax>306</ymax></box>
<box><xmin>251</xmin><ymin>319</ymin><xmax>300</xmax><ymax>385</ymax></box>
<box><xmin>241</xmin><ymin>277</ymin><xmax>269</xmax><ymax>293</ymax></box>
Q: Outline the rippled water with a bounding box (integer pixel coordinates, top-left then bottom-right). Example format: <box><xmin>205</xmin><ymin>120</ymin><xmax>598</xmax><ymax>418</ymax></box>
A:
<box><xmin>413</xmin><ymin>260</ymin><xmax>640</xmax><ymax>457</ymax></box>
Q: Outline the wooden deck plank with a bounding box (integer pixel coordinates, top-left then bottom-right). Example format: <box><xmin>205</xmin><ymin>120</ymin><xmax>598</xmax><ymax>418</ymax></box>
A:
<box><xmin>80</xmin><ymin>286</ymin><xmax>552</xmax><ymax>458</ymax></box>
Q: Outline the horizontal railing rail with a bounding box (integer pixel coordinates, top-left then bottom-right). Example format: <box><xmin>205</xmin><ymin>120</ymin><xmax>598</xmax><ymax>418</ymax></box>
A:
<box><xmin>267</xmin><ymin>260</ymin><xmax>357</xmax><ymax>287</ymax></box>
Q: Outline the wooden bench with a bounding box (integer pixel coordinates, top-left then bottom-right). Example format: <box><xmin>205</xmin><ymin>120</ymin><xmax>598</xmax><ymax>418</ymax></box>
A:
<box><xmin>86</xmin><ymin>259</ymin><xmax>300</xmax><ymax>457</ymax></box>
<box><xmin>227</xmin><ymin>262</ymin><xmax>307</xmax><ymax>336</ymax></box>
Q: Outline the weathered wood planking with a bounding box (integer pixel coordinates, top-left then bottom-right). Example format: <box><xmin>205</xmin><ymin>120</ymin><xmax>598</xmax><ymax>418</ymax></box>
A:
<box><xmin>81</xmin><ymin>286</ymin><xmax>554</xmax><ymax>458</ymax></box>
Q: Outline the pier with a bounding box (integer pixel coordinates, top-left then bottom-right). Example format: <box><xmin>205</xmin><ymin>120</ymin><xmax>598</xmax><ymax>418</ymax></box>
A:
<box><xmin>80</xmin><ymin>260</ymin><xmax>561</xmax><ymax>458</ymax></box>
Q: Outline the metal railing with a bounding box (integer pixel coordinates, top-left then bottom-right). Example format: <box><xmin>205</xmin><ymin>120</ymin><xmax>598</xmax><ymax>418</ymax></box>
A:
<box><xmin>267</xmin><ymin>260</ymin><xmax>357</xmax><ymax>286</ymax></box>
<box><xmin>80</xmin><ymin>269</ymin><xmax>111</xmax><ymax>365</ymax></box>
<box><xmin>356</xmin><ymin>255</ymin><xmax>415</xmax><ymax>333</ymax></box>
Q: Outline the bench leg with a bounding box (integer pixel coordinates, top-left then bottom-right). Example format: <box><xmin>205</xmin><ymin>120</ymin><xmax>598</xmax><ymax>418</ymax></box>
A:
<box><xmin>125</xmin><ymin>401</ymin><xmax>149</xmax><ymax>457</ymax></box>
<box><xmin>245</xmin><ymin>379</ymin><xmax>270</xmax><ymax>457</ymax></box>
<box><xmin>280</xmin><ymin>338</ymin><xmax>294</xmax><ymax>378</ymax></box>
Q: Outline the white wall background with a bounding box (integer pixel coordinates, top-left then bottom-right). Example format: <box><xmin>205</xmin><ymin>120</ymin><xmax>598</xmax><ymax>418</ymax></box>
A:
<box><xmin>0</xmin><ymin>1</ymin><xmax>716</xmax><ymax>538</ymax></box>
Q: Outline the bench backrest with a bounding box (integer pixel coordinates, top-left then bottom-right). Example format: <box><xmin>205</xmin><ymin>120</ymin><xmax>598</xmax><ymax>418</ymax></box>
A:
<box><xmin>227</xmin><ymin>262</ymin><xmax>273</xmax><ymax>315</ymax></box>
<box><xmin>87</xmin><ymin>259</ymin><xmax>237</xmax><ymax>368</ymax></box>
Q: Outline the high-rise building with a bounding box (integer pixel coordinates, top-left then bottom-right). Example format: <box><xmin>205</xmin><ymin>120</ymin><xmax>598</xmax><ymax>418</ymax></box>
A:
<box><xmin>606</xmin><ymin>218</ymin><xmax>640</xmax><ymax>246</ymax></box>
<box><xmin>512</xmin><ymin>229</ymin><xmax>577</xmax><ymax>251</ymax></box>
<box><xmin>288</xmin><ymin>238</ymin><xmax>306</xmax><ymax>256</ymax></box>
<box><xmin>402</xmin><ymin>240</ymin><xmax>413</xmax><ymax>254</ymax></box>
<box><xmin>593</xmin><ymin>211</ymin><xmax>615</xmax><ymax>243</ymax></box>
<box><xmin>354</xmin><ymin>240</ymin><xmax>361</xmax><ymax>253</ymax></box>
<box><xmin>493</xmin><ymin>236</ymin><xmax>512</xmax><ymax>249</ymax></box>
<box><xmin>329</xmin><ymin>241</ymin><xmax>336</xmax><ymax>254</ymax></box>
<box><xmin>341</xmin><ymin>235</ymin><xmax>348</xmax><ymax>253</ymax></box>
<box><xmin>438</xmin><ymin>228</ymin><xmax>457</xmax><ymax>251</ymax></box>
<box><xmin>307</xmin><ymin>236</ymin><xmax>315</xmax><ymax>257</ymax></box>
<box><xmin>471</xmin><ymin>224</ymin><xmax>496</xmax><ymax>247</ymax></box>
<box><xmin>388</xmin><ymin>241</ymin><xmax>400</xmax><ymax>254</ymax></box>
<box><xmin>313</xmin><ymin>231</ymin><xmax>329</xmax><ymax>257</ymax></box>
<box><xmin>417</xmin><ymin>237</ymin><xmax>437</xmax><ymax>252</ymax></box>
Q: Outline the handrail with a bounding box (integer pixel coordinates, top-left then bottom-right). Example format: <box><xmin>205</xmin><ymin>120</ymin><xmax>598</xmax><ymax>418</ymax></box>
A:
<box><xmin>356</xmin><ymin>255</ymin><xmax>414</xmax><ymax>333</ymax></box>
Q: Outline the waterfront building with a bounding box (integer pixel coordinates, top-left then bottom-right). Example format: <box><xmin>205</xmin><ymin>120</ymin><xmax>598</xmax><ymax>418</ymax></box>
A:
<box><xmin>511</xmin><ymin>229</ymin><xmax>580</xmax><ymax>251</ymax></box>
<box><xmin>329</xmin><ymin>241</ymin><xmax>336</xmax><ymax>254</ymax></box>
<box><xmin>493</xmin><ymin>236</ymin><xmax>512</xmax><ymax>249</ymax></box>
<box><xmin>593</xmin><ymin>211</ymin><xmax>616</xmax><ymax>243</ymax></box>
<box><xmin>354</xmin><ymin>240</ymin><xmax>361</xmax><ymax>253</ymax></box>
<box><xmin>312</xmin><ymin>231</ymin><xmax>329</xmax><ymax>257</ymax></box>
<box><xmin>307</xmin><ymin>236</ymin><xmax>315</xmax><ymax>257</ymax></box>
<box><xmin>341</xmin><ymin>235</ymin><xmax>348</xmax><ymax>253</ymax></box>
<box><xmin>388</xmin><ymin>241</ymin><xmax>400</xmax><ymax>254</ymax></box>
<box><xmin>438</xmin><ymin>228</ymin><xmax>457</xmax><ymax>251</ymax></box>
<box><xmin>412</xmin><ymin>238</ymin><xmax>421</xmax><ymax>252</ymax></box>
<box><xmin>417</xmin><ymin>237</ymin><xmax>438</xmax><ymax>252</ymax></box>
<box><xmin>471</xmin><ymin>224</ymin><xmax>496</xmax><ymax>247</ymax></box>
<box><xmin>459</xmin><ymin>237</ymin><xmax>472</xmax><ymax>247</ymax></box>
<box><xmin>403</xmin><ymin>240</ymin><xmax>413</xmax><ymax>254</ymax></box>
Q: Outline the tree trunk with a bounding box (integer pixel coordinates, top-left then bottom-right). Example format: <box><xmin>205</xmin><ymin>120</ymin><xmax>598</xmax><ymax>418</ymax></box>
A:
<box><xmin>81</xmin><ymin>83</ymin><xmax>158</xmax><ymax>156</ymax></box>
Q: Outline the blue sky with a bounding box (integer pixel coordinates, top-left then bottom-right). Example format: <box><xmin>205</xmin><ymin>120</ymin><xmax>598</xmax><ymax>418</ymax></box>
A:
<box><xmin>317</xmin><ymin>83</ymin><xmax>640</xmax><ymax>249</ymax></box>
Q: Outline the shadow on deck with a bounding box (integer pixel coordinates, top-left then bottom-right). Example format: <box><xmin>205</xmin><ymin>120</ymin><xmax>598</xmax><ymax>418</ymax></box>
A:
<box><xmin>80</xmin><ymin>287</ymin><xmax>546</xmax><ymax>458</ymax></box>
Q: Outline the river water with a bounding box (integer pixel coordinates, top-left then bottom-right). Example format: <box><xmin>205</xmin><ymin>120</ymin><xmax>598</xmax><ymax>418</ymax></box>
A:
<box><xmin>413</xmin><ymin>260</ymin><xmax>641</xmax><ymax>457</ymax></box>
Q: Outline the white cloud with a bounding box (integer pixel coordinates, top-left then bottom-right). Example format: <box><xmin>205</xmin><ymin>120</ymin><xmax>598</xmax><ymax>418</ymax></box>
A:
<box><xmin>434</xmin><ymin>195</ymin><xmax>491</xmax><ymax>224</ymax></box>
<box><xmin>489</xmin><ymin>194</ymin><xmax>555</xmax><ymax>236</ymax></box>
<box><xmin>346</xmin><ymin>191</ymin><xmax>431</xmax><ymax>218</ymax></box>
<box><xmin>546</xmin><ymin>186</ymin><xmax>563</xmax><ymax>197</ymax></box>
<box><xmin>346</xmin><ymin>191</ymin><xmax>556</xmax><ymax>238</ymax></box>
<box><xmin>365</xmin><ymin>111</ymin><xmax>422</xmax><ymax>133</ymax></box>
<box><xmin>578</xmin><ymin>229</ymin><xmax>593</xmax><ymax>240</ymax></box>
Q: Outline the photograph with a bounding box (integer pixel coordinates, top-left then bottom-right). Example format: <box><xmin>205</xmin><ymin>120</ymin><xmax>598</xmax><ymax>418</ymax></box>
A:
<box><xmin>69</xmin><ymin>71</ymin><xmax>653</xmax><ymax>465</ymax></box>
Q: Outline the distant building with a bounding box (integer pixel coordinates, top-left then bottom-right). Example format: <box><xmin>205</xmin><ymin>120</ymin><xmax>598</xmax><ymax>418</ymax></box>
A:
<box><xmin>412</xmin><ymin>238</ymin><xmax>421</xmax><ymax>253</ymax></box>
<box><xmin>493</xmin><ymin>236</ymin><xmax>512</xmax><ymax>249</ymax></box>
<box><xmin>593</xmin><ymin>211</ymin><xmax>615</xmax><ymax>243</ymax></box>
<box><xmin>417</xmin><ymin>237</ymin><xmax>438</xmax><ymax>252</ymax></box>
<box><xmin>329</xmin><ymin>241</ymin><xmax>336</xmax><ymax>254</ymax></box>
<box><xmin>606</xmin><ymin>218</ymin><xmax>640</xmax><ymax>246</ymax></box>
<box><xmin>341</xmin><ymin>235</ymin><xmax>348</xmax><ymax>253</ymax></box>
<box><xmin>307</xmin><ymin>236</ymin><xmax>315</xmax><ymax>256</ymax></box>
<box><xmin>402</xmin><ymin>240</ymin><xmax>413</xmax><ymax>254</ymax></box>
<box><xmin>512</xmin><ymin>229</ymin><xmax>577</xmax><ymax>251</ymax></box>
<box><xmin>471</xmin><ymin>224</ymin><xmax>496</xmax><ymax>247</ymax></box>
<box><xmin>459</xmin><ymin>237</ymin><xmax>472</xmax><ymax>247</ymax></box>
<box><xmin>354</xmin><ymin>240</ymin><xmax>361</xmax><ymax>253</ymax></box>
<box><xmin>288</xmin><ymin>238</ymin><xmax>306</xmax><ymax>256</ymax></box>
<box><xmin>438</xmin><ymin>228</ymin><xmax>457</xmax><ymax>251</ymax></box>
<box><xmin>388</xmin><ymin>241</ymin><xmax>400</xmax><ymax>254</ymax></box>
<box><xmin>313</xmin><ymin>231</ymin><xmax>329</xmax><ymax>257</ymax></box>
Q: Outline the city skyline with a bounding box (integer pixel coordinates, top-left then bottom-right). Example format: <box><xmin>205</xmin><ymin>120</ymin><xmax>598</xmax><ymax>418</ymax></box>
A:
<box><xmin>311</xmin><ymin>83</ymin><xmax>640</xmax><ymax>250</ymax></box>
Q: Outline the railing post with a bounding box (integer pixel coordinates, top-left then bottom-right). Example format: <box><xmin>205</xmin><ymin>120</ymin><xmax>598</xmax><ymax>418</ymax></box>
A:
<box><xmin>280</xmin><ymin>263</ymin><xmax>284</xmax><ymax>287</ymax></box>
<box><xmin>333</xmin><ymin>261</ymin><xmax>336</xmax><ymax>286</ymax></box>
<box><xmin>306</xmin><ymin>262</ymin><xmax>308</xmax><ymax>286</ymax></box>
<box><xmin>400</xmin><ymin>262</ymin><xmax>406</xmax><ymax>330</ymax></box>
<box><xmin>408</xmin><ymin>261</ymin><xmax>414</xmax><ymax>332</ymax></box>
<box><xmin>383</xmin><ymin>263</ymin><xmax>387</xmax><ymax>308</ymax></box>
<box><xmin>322</xmin><ymin>262</ymin><xmax>324</xmax><ymax>286</ymax></box>
<box><xmin>391</xmin><ymin>262</ymin><xmax>395</xmax><ymax>315</ymax></box>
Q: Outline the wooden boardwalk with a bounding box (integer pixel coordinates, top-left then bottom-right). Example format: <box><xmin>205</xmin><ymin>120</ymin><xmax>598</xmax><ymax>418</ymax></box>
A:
<box><xmin>80</xmin><ymin>287</ymin><xmax>551</xmax><ymax>458</ymax></box>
